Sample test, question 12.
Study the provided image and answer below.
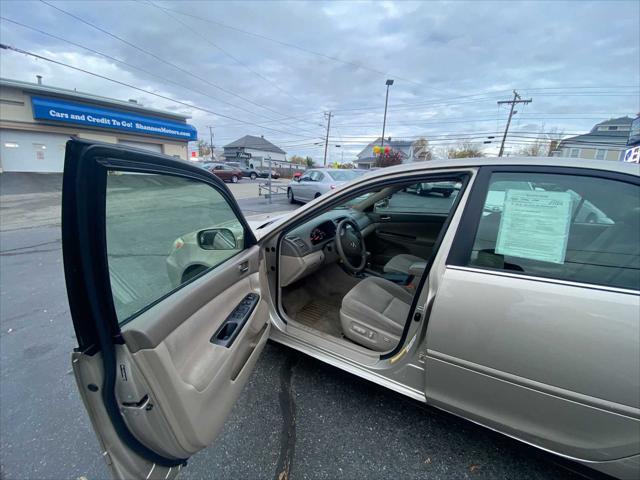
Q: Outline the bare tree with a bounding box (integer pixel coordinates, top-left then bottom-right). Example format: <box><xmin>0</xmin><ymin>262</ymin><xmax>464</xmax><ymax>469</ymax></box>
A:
<box><xmin>447</xmin><ymin>141</ymin><xmax>484</xmax><ymax>159</ymax></box>
<box><xmin>517</xmin><ymin>124</ymin><xmax>565</xmax><ymax>157</ymax></box>
<box><xmin>197</xmin><ymin>139</ymin><xmax>211</xmax><ymax>157</ymax></box>
<box><xmin>412</xmin><ymin>137</ymin><xmax>433</xmax><ymax>161</ymax></box>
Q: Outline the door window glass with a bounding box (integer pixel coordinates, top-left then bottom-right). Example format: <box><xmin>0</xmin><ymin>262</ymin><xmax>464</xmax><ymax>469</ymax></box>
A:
<box><xmin>468</xmin><ymin>172</ymin><xmax>639</xmax><ymax>290</ymax></box>
<box><xmin>106</xmin><ymin>172</ymin><xmax>245</xmax><ymax>323</ymax></box>
<box><xmin>375</xmin><ymin>180</ymin><xmax>462</xmax><ymax>214</ymax></box>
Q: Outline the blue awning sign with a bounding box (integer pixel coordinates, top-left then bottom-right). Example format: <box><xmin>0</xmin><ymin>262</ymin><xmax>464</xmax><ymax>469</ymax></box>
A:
<box><xmin>31</xmin><ymin>96</ymin><xmax>197</xmax><ymax>141</ymax></box>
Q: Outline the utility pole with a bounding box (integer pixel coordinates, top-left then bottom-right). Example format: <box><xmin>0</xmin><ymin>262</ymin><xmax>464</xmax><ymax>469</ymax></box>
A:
<box><xmin>323</xmin><ymin>112</ymin><xmax>332</xmax><ymax>167</ymax></box>
<box><xmin>207</xmin><ymin>126</ymin><xmax>215</xmax><ymax>161</ymax></box>
<box><xmin>497</xmin><ymin>90</ymin><xmax>531</xmax><ymax>157</ymax></box>
<box><xmin>380</xmin><ymin>79</ymin><xmax>394</xmax><ymax>152</ymax></box>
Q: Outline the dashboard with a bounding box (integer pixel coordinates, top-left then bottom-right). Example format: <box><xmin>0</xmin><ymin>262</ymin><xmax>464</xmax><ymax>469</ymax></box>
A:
<box><xmin>309</xmin><ymin>220</ymin><xmax>337</xmax><ymax>245</ymax></box>
<box><xmin>280</xmin><ymin>209</ymin><xmax>373</xmax><ymax>287</ymax></box>
<box><xmin>282</xmin><ymin>209</ymin><xmax>373</xmax><ymax>257</ymax></box>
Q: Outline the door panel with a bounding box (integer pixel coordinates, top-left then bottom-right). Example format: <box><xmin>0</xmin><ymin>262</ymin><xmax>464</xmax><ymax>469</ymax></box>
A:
<box><xmin>368</xmin><ymin>213</ymin><xmax>447</xmax><ymax>265</ymax></box>
<box><xmin>296</xmin><ymin>177</ymin><xmax>311</xmax><ymax>201</ymax></box>
<box><xmin>426</xmin><ymin>267</ymin><xmax>640</xmax><ymax>461</ymax></box>
<box><xmin>62</xmin><ymin>139</ymin><xmax>269</xmax><ymax>479</ymax></box>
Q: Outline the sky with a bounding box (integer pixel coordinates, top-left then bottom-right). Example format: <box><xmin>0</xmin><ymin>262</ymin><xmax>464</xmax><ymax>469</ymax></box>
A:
<box><xmin>1</xmin><ymin>0</ymin><xmax>638</xmax><ymax>162</ymax></box>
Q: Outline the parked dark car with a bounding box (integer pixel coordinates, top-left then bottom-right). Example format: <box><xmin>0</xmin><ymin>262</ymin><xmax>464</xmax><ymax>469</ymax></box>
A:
<box><xmin>256</xmin><ymin>168</ymin><xmax>280</xmax><ymax>179</ymax></box>
<box><xmin>207</xmin><ymin>163</ymin><xmax>242</xmax><ymax>183</ymax></box>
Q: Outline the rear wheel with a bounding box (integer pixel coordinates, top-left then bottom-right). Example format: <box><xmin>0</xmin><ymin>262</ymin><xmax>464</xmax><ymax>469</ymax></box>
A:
<box><xmin>231</xmin><ymin>175</ymin><xmax>238</xmax><ymax>183</ymax></box>
<box><xmin>314</xmin><ymin>192</ymin><xmax>321</xmax><ymax>199</ymax></box>
<box><xmin>287</xmin><ymin>187</ymin><xmax>295</xmax><ymax>204</ymax></box>
<box><xmin>250</xmin><ymin>172</ymin><xmax>257</xmax><ymax>180</ymax></box>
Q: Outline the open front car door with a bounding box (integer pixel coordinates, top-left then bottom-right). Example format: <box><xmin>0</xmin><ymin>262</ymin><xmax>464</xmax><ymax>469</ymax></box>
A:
<box><xmin>62</xmin><ymin>139</ymin><xmax>270</xmax><ymax>479</ymax></box>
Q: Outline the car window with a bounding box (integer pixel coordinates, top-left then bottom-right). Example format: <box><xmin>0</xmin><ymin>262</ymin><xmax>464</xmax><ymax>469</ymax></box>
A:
<box><xmin>467</xmin><ymin>172</ymin><xmax>639</xmax><ymax>290</ymax></box>
<box><xmin>375</xmin><ymin>180</ymin><xmax>462</xmax><ymax>214</ymax></box>
<box><xmin>315</xmin><ymin>172</ymin><xmax>325</xmax><ymax>181</ymax></box>
<box><xmin>326</xmin><ymin>170</ymin><xmax>361</xmax><ymax>181</ymax></box>
<box><xmin>105</xmin><ymin>171</ymin><xmax>245</xmax><ymax>324</ymax></box>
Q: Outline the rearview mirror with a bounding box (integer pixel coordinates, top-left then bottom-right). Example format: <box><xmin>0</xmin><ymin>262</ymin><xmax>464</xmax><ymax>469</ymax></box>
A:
<box><xmin>197</xmin><ymin>228</ymin><xmax>237</xmax><ymax>250</ymax></box>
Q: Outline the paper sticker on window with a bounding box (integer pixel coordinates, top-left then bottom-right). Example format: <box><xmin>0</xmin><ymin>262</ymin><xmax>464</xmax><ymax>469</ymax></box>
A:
<box><xmin>495</xmin><ymin>190</ymin><xmax>572</xmax><ymax>264</ymax></box>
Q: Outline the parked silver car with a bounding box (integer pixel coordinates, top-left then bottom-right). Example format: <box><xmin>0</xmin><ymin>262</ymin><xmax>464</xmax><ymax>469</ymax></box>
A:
<box><xmin>61</xmin><ymin>139</ymin><xmax>639</xmax><ymax>480</ymax></box>
<box><xmin>287</xmin><ymin>168</ymin><xmax>363</xmax><ymax>203</ymax></box>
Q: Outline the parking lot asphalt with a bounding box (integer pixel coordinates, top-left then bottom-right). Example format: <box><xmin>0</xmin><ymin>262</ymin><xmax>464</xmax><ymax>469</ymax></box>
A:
<box><xmin>0</xmin><ymin>173</ymin><xmax>592</xmax><ymax>480</ymax></box>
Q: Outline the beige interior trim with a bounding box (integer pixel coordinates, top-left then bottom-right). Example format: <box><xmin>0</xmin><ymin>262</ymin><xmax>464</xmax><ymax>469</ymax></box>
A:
<box><xmin>123</xmin><ymin>246</ymin><xmax>260</xmax><ymax>351</ymax></box>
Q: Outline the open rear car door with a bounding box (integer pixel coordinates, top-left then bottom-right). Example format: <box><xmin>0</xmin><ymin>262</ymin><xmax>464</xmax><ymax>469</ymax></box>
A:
<box><xmin>62</xmin><ymin>140</ymin><xmax>270</xmax><ymax>479</ymax></box>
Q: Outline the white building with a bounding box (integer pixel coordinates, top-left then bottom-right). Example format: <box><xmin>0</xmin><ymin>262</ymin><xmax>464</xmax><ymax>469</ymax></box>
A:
<box><xmin>0</xmin><ymin>77</ymin><xmax>197</xmax><ymax>172</ymax></box>
<box><xmin>223</xmin><ymin>135</ymin><xmax>287</xmax><ymax>168</ymax></box>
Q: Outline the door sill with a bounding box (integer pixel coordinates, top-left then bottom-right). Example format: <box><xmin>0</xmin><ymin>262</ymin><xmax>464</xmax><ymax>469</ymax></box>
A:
<box><xmin>268</xmin><ymin>323</ymin><xmax>426</xmax><ymax>402</ymax></box>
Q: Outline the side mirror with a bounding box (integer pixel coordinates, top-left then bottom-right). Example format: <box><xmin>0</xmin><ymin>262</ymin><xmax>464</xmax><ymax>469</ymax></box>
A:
<box><xmin>376</xmin><ymin>198</ymin><xmax>390</xmax><ymax>209</ymax></box>
<box><xmin>197</xmin><ymin>228</ymin><xmax>237</xmax><ymax>250</ymax></box>
<box><xmin>293</xmin><ymin>177</ymin><xmax>301</xmax><ymax>182</ymax></box>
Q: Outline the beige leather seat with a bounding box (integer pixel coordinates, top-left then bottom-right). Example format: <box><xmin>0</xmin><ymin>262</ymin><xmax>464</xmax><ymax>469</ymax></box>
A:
<box><xmin>340</xmin><ymin>277</ymin><xmax>413</xmax><ymax>351</ymax></box>
<box><xmin>383</xmin><ymin>253</ymin><xmax>425</xmax><ymax>275</ymax></box>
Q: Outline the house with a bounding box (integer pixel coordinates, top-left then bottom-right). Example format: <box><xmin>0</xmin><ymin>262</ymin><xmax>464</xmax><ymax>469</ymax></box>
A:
<box><xmin>553</xmin><ymin>117</ymin><xmax>633</xmax><ymax>161</ymax></box>
<box><xmin>223</xmin><ymin>135</ymin><xmax>287</xmax><ymax>168</ymax></box>
<box><xmin>355</xmin><ymin>138</ymin><xmax>415</xmax><ymax>169</ymax></box>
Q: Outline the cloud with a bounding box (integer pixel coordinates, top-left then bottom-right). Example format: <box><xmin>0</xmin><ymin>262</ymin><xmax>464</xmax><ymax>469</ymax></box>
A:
<box><xmin>0</xmin><ymin>0</ymin><xmax>637</xmax><ymax>161</ymax></box>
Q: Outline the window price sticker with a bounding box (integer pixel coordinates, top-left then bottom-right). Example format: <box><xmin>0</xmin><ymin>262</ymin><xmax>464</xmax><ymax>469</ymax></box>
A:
<box><xmin>495</xmin><ymin>190</ymin><xmax>572</xmax><ymax>264</ymax></box>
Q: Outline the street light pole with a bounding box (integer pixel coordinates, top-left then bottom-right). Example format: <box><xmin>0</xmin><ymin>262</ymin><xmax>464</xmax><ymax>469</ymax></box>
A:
<box><xmin>207</xmin><ymin>125</ymin><xmax>214</xmax><ymax>161</ymax></box>
<box><xmin>380</xmin><ymin>79</ymin><xmax>394</xmax><ymax>153</ymax></box>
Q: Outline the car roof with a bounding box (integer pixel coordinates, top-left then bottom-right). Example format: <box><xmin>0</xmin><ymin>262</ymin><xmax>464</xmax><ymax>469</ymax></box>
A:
<box><xmin>356</xmin><ymin>156</ymin><xmax>639</xmax><ymax>179</ymax></box>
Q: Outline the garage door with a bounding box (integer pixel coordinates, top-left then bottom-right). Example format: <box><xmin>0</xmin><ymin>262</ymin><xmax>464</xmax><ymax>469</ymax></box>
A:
<box><xmin>0</xmin><ymin>130</ymin><xmax>70</xmax><ymax>172</ymax></box>
<box><xmin>118</xmin><ymin>140</ymin><xmax>163</xmax><ymax>154</ymax></box>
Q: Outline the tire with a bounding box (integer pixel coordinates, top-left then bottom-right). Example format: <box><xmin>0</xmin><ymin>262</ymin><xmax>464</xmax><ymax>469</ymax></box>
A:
<box><xmin>231</xmin><ymin>175</ymin><xmax>238</xmax><ymax>183</ymax></box>
<box><xmin>287</xmin><ymin>187</ymin><xmax>295</xmax><ymax>204</ymax></box>
<box><xmin>314</xmin><ymin>192</ymin><xmax>321</xmax><ymax>199</ymax></box>
<box><xmin>250</xmin><ymin>172</ymin><xmax>257</xmax><ymax>180</ymax></box>
<box><xmin>181</xmin><ymin>265</ymin><xmax>208</xmax><ymax>283</ymax></box>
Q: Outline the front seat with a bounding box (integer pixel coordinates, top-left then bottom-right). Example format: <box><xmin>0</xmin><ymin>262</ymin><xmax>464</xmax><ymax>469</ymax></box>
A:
<box><xmin>340</xmin><ymin>277</ymin><xmax>413</xmax><ymax>351</ymax></box>
<box><xmin>383</xmin><ymin>254</ymin><xmax>425</xmax><ymax>275</ymax></box>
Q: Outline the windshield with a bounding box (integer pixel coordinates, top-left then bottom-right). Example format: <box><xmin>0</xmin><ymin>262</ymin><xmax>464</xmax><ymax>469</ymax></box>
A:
<box><xmin>326</xmin><ymin>170</ymin><xmax>361</xmax><ymax>181</ymax></box>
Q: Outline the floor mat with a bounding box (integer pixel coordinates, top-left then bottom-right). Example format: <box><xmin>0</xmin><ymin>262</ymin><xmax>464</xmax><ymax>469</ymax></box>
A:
<box><xmin>291</xmin><ymin>297</ymin><xmax>343</xmax><ymax>338</ymax></box>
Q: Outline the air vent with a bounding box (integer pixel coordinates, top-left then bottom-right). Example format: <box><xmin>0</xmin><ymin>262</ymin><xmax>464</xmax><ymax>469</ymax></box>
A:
<box><xmin>288</xmin><ymin>236</ymin><xmax>309</xmax><ymax>254</ymax></box>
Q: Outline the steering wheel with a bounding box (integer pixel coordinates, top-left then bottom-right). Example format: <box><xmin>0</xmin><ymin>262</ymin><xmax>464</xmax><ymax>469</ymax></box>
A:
<box><xmin>334</xmin><ymin>218</ymin><xmax>367</xmax><ymax>273</ymax></box>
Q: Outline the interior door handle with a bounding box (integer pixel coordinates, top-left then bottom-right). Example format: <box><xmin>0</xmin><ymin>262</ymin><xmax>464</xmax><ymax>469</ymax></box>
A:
<box><xmin>238</xmin><ymin>261</ymin><xmax>249</xmax><ymax>273</ymax></box>
<box><xmin>379</xmin><ymin>215</ymin><xmax>391</xmax><ymax>221</ymax></box>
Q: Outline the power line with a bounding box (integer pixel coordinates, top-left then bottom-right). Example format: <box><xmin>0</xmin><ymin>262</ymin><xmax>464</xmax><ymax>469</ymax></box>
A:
<box><xmin>154</xmin><ymin>3</ymin><xmax>428</xmax><ymax>88</ymax></box>
<box><xmin>0</xmin><ymin>16</ymin><xmax>282</xmax><ymax>121</ymax></box>
<box><xmin>145</xmin><ymin>1</ymin><xmax>305</xmax><ymax>107</ymax></box>
<box><xmin>0</xmin><ymin>42</ymin><xmax>322</xmax><ymax>138</ymax></box>
<box><xmin>38</xmin><ymin>0</ymin><xmax>304</xmax><ymax>121</ymax></box>
<box><xmin>1</xmin><ymin>15</ymin><xmax>326</xmax><ymax>139</ymax></box>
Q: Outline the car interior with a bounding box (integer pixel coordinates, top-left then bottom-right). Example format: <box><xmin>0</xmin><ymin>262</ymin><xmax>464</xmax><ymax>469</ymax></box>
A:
<box><xmin>279</xmin><ymin>178</ymin><xmax>463</xmax><ymax>352</ymax></box>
